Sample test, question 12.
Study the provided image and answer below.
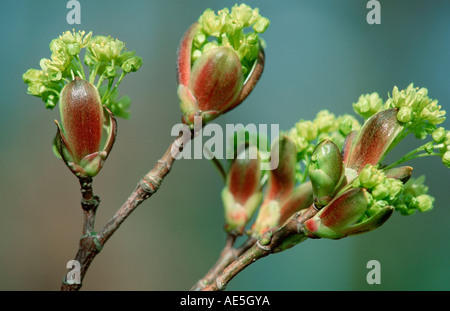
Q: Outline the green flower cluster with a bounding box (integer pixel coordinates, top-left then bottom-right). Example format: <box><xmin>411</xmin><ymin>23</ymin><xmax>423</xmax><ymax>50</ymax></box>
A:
<box><xmin>287</xmin><ymin>110</ymin><xmax>360</xmax><ymax>182</ymax></box>
<box><xmin>352</xmin><ymin>165</ymin><xmax>434</xmax><ymax>217</ymax></box>
<box><xmin>352</xmin><ymin>84</ymin><xmax>449</xmax><ymax>169</ymax></box>
<box><xmin>288</xmin><ymin>110</ymin><xmax>360</xmax><ymax>155</ymax></box>
<box><xmin>85</xmin><ymin>35</ymin><xmax>142</xmax><ymax>79</ymax></box>
<box><xmin>23</xmin><ymin>30</ymin><xmax>92</xmax><ymax>108</ymax></box>
<box><xmin>193</xmin><ymin>4</ymin><xmax>270</xmax><ymax>77</ymax></box>
<box><xmin>387</xmin><ymin>83</ymin><xmax>446</xmax><ymax>138</ymax></box>
<box><xmin>23</xmin><ymin>30</ymin><xmax>142</xmax><ymax>118</ymax></box>
<box><xmin>422</xmin><ymin>127</ymin><xmax>450</xmax><ymax>168</ymax></box>
<box><xmin>353</xmin><ymin>92</ymin><xmax>384</xmax><ymax>119</ymax></box>
<box><xmin>394</xmin><ymin>176</ymin><xmax>434</xmax><ymax>215</ymax></box>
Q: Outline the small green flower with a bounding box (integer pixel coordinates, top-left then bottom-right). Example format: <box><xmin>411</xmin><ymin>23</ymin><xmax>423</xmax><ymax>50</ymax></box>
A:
<box><xmin>353</xmin><ymin>164</ymin><xmax>385</xmax><ymax>189</ymax></box>
<box><xmin>372</xmin><ymin>178</ymin><xmax>403</xmax><ymax>201</ymax></box>
<box><xmin>296</xmin><ymin>120</ymin><xmax>318</xmax><ymax>141</ymax></box>
<box><xmin>397</xmin><ymin>106</ymin><xmax>413</xmax><ymax>123</ymax></box>
<box><xmin>387</xmin><ymin>83</ymin><xmax>446</xmax><ymax>138</ymax></box>
<box><xmin>393</xmin><ymin>175</ymin><xmax>435</xmax><ymax>215</ymax></box>
<box><xmin>121</xmin><ymin>55</ymin><xmax>143</xmax><ymax>73</ymax></box>
<box><xmin>413</xmin><ymin>194</ymin><xmax>434</xmax><ymax>213</ymax></box>
<box><xmin>194</xmin><ymin>4</ymin><xmax>269</xmax><ymax>78</ymax></box>
<box><xmin>287</xmin><ymin>128</ymin><xmax>309</xmax><ymax>153</ymax></box>
<box><xmin>23</xmin><ymin>30</ymin><xmax>142</xmax><ymax>118</ymax></box>
<box><xmin>353</xmin><ymin>92</ymin><xmax>384</xmax><ymax>119</ymax></box>
<box><xmin>431</xmin><ymin>127</ymin><xmax>446</xmax><ymax>143</ymax></box>
<box><xmin>337</xmin><ymin>114</ymin><xmax>361</xmax><ymax>136</ymax></box>
<box><xmin>313</xmin><ymin>110</ymin><xmax>337</xmax><ymax>133</ymax></box>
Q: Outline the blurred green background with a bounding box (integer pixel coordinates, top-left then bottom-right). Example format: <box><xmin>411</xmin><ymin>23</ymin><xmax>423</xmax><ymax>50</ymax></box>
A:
<box><xmin>0</xmin><ymin>0</ymin><xmax>449</xmax><ymax>291</ymax></box>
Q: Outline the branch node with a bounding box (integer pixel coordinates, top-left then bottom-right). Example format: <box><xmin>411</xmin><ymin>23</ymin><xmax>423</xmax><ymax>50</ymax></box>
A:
<box><xmin>256</xmin><ymin>240</ymin><xmax>271</xmax><ymax>251</ymax></box>
<box><xmin>81</xmin><ymin>195</ymin><xmax>100</xmax><ymax>211</ymax></box>
<box><xmin>140</xmin><ymin>174</ymin><xmax>163</xmax><ymax>194</ymax></box>
<box><xmin>215</xmin><ymin>275</ymin><xmax>226</xmax><ymax>291</ymax></box>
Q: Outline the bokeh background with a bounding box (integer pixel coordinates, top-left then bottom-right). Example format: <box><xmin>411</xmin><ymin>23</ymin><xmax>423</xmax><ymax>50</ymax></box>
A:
<box><xmin>0</xmin><ymin>0</ymin><xmax>449</xmax><ymax>291</ymax></box>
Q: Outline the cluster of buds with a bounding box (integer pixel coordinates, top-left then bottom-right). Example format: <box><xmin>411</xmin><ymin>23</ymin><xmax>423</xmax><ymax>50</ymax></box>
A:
<box><xmin>23</xmin><ymin>30</ymin><xmax>142</xmax><ymax>118</ymax></box>
<box><xmin>353</xmin><ymin>92</ymin><xmax>384</xmax><ymax>119</ymax></box>
<box><xmin>287</xmin><ymin>110</ymin><xmax>361</xmax><ymax>182</ymax></box>
<box><xmin>302</xmin><ymin>105</ymin><xmax>442</xmax><ymax>239</ymax></box>
<box><xmin>222</xmin><ymin>144</ymin><xmax>263</xmax><ymax>234</ymax></box>
<box><xmin>251</xmin><ymin>135</ymin><xmax>313</xmax><ymax>237</ymax></box>
<box><xmin>221</xmin><ymin>101</ymin><xmax>444</xmax><ymax>242</ymax></box>
<box><xmin>85</xmin><ymin>35</ymin><xmax>142</xmax><ymax>77</ymax></box>
<box><xmin>23</xmin><ymin>30</ymin><xmax>92</xmax><ymax>109</ymax></box>
<box><xmin>388</xmin><ymin>84</ymin><xmax>446</xmax><ymax>127</ymax></box>
<box><xmin>302</xmin><ymin>109</ymin><xmax>404</xmax><ymax>239</ymax></box>
<box><xmin>23</xmin><ymin>30</ymin><xmax>143</xmax><ymax>180</ymax></box>
<box><xmin>302</xmin><ymin>124</ymin><xmax>400</xmax><ymax>239</ymax></box>
<box><xmin>177</xmin><ymin>4</ymin><xmax>269</xmax><ymax>127</ymax></box>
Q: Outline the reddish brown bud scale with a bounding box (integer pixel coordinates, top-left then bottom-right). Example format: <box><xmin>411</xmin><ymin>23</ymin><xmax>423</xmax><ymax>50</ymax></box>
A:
<box><xmin>317</xmin><ymin>188</ymin><xmax>368</xmax><ymax>228</ymax></box>
<box><xmin>60</xmin><ymin>77</ymin><xmax>103</xmax><ymax>162</ymax></box>
<box><xmin>55</xmin><ymin>77</ymin><xmax>117</xmax><ymax>179</ymax></box>
<box><xmin>189</xmin><ymin>46</ymin><xmax>243</xmax><ymax>112</ymax></box>
<box><xmin>228</xmin><ymin>146</ymin><xmax>261</xmax><ymax>205</ymax></box>
<box><xmin>279</xmin><ymin>182</ymin><xmax>313</xmax><ymax>226</ymax></box>
<box><xmin>176</xmin><ymin>22</ymin><xmax>200</xmax><ymax>86</ymax></box>
<box><xmin>265</xmin><ymin>135</ymin><xmax>297</xmax><ymax>202</ymax></box>
<box><xmin>344</xmin><ymin>108</ymin><xmax>403</xmax><ymax>173</ymax></box>
<box><xmin>177</xmin><ymin>22</ymin><xmax>265</xmax><ymax>126</ymax></box>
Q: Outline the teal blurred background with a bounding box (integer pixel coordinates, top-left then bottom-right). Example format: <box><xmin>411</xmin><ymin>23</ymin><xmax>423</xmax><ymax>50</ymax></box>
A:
<box><xmin>0</xmin><ymin>0</ymin><xmax>449</xmax><ymax>290</ymax></box>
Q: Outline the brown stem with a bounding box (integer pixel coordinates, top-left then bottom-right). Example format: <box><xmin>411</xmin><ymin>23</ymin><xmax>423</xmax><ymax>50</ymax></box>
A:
<box><xmin>202</xmin><ymin>204</ymin><xmax>319</xmax><ymax>291</ymax></box>
<box><xmin>61</xmin><ymin>131</ymin><xmax>193</xmax><ymax>291</ymax></box>
<box><xmin>79</xmin><ymin>178</ymin><xmax>99</xmax><ymax>234</ymax></box>
<box><xmin>190</xmin><ymin>234</ymin><xmax>258</xmax><ymax>291</ymax></box>
<box><xmin>61</xmin><ymin>178</ymin><xmax>100</xmax><ymax>291</ymax></box>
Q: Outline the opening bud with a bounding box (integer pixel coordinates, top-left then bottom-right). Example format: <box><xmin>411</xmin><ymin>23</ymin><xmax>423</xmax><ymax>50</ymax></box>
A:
<box><xmin>304</xmin><ymin>188</ymin><xmax>393</xmax><ymax>239</ymax></box>
<box><xmin>308</xmin><ymin>139</ymin><xmax>345</xmax><ymax>208</ymax></box>
<box><xmin>54</xmin><ymin>77</ymin><xmax>117</xmax><ymax>178</ymax></box>
<box><xmin>222</xmin><ymin>144</ymin><xmax>263</xmax><ymax>234</ymax></box>
<box><xmin>177</xmin><ymin>5</ymin><xmax>268</xmax><ymax>127</ymax></box>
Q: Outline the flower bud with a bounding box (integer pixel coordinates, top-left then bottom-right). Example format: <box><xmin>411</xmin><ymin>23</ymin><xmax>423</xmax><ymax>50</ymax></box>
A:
<box><xmin>431</xmin><ymin>127</ymin><xmax>446</xmax><ymax>143</ymax></box>
<box><xmin>413</xmin><ymin>194</ymin><xmax>434</xmax><ymax>213</ymax></box>
<box><xmin>54</xmin><ymin>77</ymin><xmax>117</xmax><ymax>178</ymax></box>
<box><xmin>397</xmin><ymin>106</ymin><xmax>413</xmax><ymax>123</ymax></box>
<box><xmin>304</xmin><ymin>188</ymin><xmax>393</xmax><ymax>239</ymax></box>
<box><xmin>121</xmin><ymin>55</ymin><xmax>143</xmax><ymax>73</ymax></box>
<box><xmin>356</xmin><ymin>165</ymin><xmax>385</xmax><ymax>189</ymax></box>
<box><xmin>296</xmin><ymin>121</ymin><xmax>318</xmax><ymax>141</ymax></box>
<box><xmin>352</xmin><ymin>92</ymin><xmax>383</xmax><ymax>119</ymax></box>
<box><xmin>308</xmin><ymin>139</ymin><xmax>345</xmax><ymax>208</ymax></box>
<box><xmin>177</xmin><ymin>20</ymin><xmax>265</xmax><ymax>127</ymax></box>
<box><xmin>251</xmin><ymin>135</ymin><xmax>297</xmax><ymax>237</ymax></box>
<box><xmin>222</xmin><ymin>145</ymin><xmax>263</xmax><ymax>234</ymax></box>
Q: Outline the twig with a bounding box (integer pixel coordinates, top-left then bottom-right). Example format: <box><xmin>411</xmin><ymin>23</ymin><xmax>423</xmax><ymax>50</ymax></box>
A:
<box><xmin>202</xmin><ymin>204</ymin><xmax>318</xmax><ymax>291</ymax></box>
<box><xmin>190</xmin><ymin>234</ymin><xmax>257</xmax><ymax>291</ymax></box>
<box><xmin>204</xmin><ymin>147</ymin><xmax>227</xmax><ymax>182</ymax></box>
<box><xmin>60</xmin><ymin>130</ymin><xmax>193</xmax><ymax>291</ymax></box>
